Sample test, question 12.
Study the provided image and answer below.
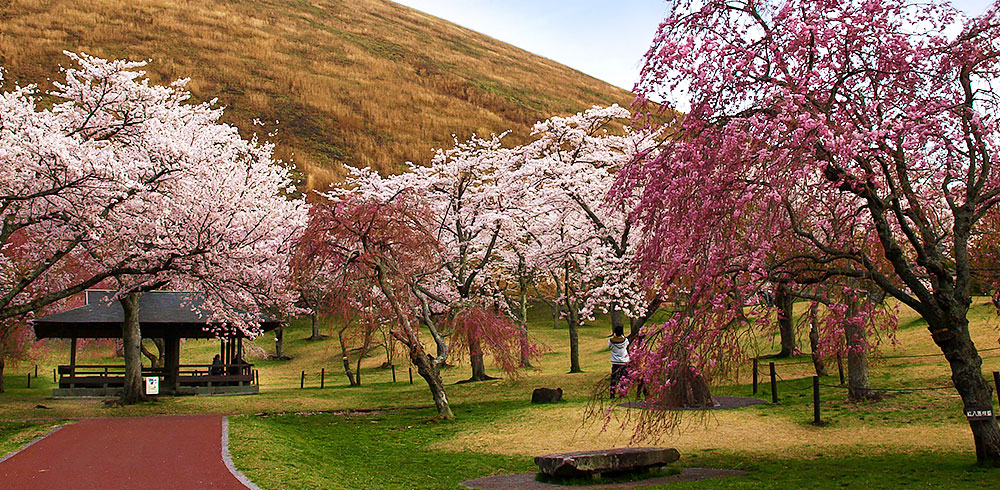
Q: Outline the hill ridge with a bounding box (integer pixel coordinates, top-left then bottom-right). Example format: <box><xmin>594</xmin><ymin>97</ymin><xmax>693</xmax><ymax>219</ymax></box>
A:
<box><xmin>0</xmin><ymin>0</ymin><xmax>632</xmax><ymax>190</ymax></box>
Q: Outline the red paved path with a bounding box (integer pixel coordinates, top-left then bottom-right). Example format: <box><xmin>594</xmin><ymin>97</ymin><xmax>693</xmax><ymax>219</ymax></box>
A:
<box><xmin>0</xmin><ymin>414</ymin><xmax>253</xmax><ymax>489</ymax></box>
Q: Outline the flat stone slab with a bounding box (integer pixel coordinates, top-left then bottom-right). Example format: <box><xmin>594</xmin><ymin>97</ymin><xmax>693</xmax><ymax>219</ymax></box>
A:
<box><xmin>534</xmin><ymin>447</ymin><xmax>679</xmax><ymax>477</ymax></box>
<box><xmin>462</xmin><ymin>467</ymin><xmax>747</xmax><ymax>489</ymax></box>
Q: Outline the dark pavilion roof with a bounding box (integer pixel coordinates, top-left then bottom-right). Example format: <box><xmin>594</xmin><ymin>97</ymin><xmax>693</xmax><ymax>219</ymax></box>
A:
<box><xmin>32</xmin><ymin>290</ymin><xmax>281</xmax><ymax>339</ymax></box>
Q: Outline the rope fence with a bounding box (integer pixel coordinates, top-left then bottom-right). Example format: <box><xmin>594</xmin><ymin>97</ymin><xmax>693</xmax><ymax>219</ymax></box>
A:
<box><xmin>749</xmin><ymin>358</ymin><xmax>1000</xmax><ymax>425</ymax></box>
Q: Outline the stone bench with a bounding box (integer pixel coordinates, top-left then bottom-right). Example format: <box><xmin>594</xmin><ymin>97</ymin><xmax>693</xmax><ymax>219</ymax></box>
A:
<box><xmin>534</xmin><ymin>447</ymin><xmax>680</xmax><ymax>478</ymax></box>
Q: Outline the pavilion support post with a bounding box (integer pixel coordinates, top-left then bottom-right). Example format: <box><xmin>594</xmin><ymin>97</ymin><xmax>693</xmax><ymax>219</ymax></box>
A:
<box><xmin>70</xmin><ymin>337</ymin><xmax>78</xmax><ymax>378</ymax></box>
<box><xmin>237</xmin><ymin>337</ymin><xmax>244</xmax><ymax>369</ymax></box>
<box><xmin>164</xmin><ymin>336</ymin><xmax>180</xmax><ymax>393</ymax></box>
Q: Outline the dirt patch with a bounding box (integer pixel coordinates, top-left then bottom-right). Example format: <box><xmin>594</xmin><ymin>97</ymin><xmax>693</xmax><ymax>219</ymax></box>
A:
<box><xmin>617</xmin><ymin>396</ymin><xmax>766</xmax><ymax>411</ymax></box>
<box><xmin>461</xmin><ymin>467</ymin><xmax>747</xmax><ymax>489</ymax></box>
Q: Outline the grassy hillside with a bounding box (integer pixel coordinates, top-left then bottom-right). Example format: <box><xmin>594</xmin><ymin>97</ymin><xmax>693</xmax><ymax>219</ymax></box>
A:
<box><xmin>0</xmin><ymin>0</ymin><xmax>634</xmax><ymax>190</ymax></box>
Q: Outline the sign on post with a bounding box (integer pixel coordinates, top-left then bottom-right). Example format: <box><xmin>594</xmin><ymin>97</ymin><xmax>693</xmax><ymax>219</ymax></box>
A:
<box><xmin>965</xmin><ymin>409</ymin><xmax>994</xmax><ymax>421</ymax></box>
<box><xmin>144</xmin><ymin>376</ymin><xmax>159</xmax><ymax>395</ymax></box>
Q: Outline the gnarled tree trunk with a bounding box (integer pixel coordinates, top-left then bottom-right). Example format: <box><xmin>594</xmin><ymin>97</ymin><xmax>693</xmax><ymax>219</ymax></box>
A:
<box><xmin>412</xmin><ymin>348</ymin><xmax>452</xmax><ymax>419</ymax></box>
<box><xmin>931</xmin><ymin>311</ymin><xmax>1000</xmax><ymax>465</ymax></box>
<box><xmin>120</xmin><ymin>292</ymin><xmax>146</xmax><ymax>404</ymax></box>
<box><xmin>338</xmin><ymin>325</ymin><xmax>357</xmax><ymax>386</ymax></box>
<box><xmin>774</xmin><ymin>282</ymin><xmax>795</xmax><ymax>358</ymax></box>
<box><xmin>844</xmin><ymin>313</ymin><xmax>875</xmax><ymax>401</ymax></box>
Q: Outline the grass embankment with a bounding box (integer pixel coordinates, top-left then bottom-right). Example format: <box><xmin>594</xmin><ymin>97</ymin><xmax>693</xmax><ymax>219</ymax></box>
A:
<box><xmin>2</xmin><ymin>300</ymin><xmax>1000</xmax><ymax>488</ymax></box>
<box><xmin>0</xmin><ymin>0</ymin><xmax>635</xmax><ymax>190</ymax></box>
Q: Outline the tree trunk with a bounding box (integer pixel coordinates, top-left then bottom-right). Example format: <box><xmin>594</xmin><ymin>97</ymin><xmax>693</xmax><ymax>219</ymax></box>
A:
<box><xmin>566</xmin><ymin>307</ymin><xmax>582</xmax><ymax>373</ymax></box>
<box><xmin>661</xmin><ymin>365</ymin><xmax>713</xmax><ymax>408</ymax></box>
<box><xmin>610</xmin><ymin>305</ymin><xmax>624</xmax><ymax>336</ymax></box>
<box><xmin>809</xmin><ymin>303</ymin><xmax>827</xmax><ymax>377</ymax></box>
<box><xmin>844</xmin><ymin>317</ymin><xmax>875</xmax><ymax>400</ymax></box>
<box><xmin>120</xmin><ymin>292</ymin><xmax>146</xmax><ymax>404</ymax></box>
<box><xmin>468</xmin><ymin>350</ymin><xmax>490</xmax><ymax>381</ymax></box>
<box><xmin>931</xmin><ymin>313</ymin><xmax>1000</xmax><ymax>465</ymax></box>
<box><xmin>412</xmin><ymin>347</ymin><xmax>453</xmax><ymax>419</ymax></box>
<box><xmin>338</xmin><ymin>326</ymin><xmax>357</xmax><ymax>386</ymax></box>
<box><xmin>140</xmin><ymin>340</ymin><xmax>162</xmax><ymax>368</ymax></box>
<box><xmin>274</xmin><ymin>325</ymin><xmax>285</xmax><ymax>358</ymax></box>
<box><xmin>518</xmin><ymin>275</ymin><xmax>532</xmax><ymax>368</ymax></box>
<box><xmin>308</xmin><ymin>311</ymin><xmax>326</xmax><ymax>340</ymax></box>
<box><xmin>774</xmin><ymin>282</ymin><xmax>795</xmax><ymax>358</ymax></box>
<box><xmin>0</xmin><ymin>346</ymin><xmax>5</xmax><ymax>393</ymax></box>
<box><xmin>355</xmin><ymin>354</ymin><xmax>364</xmax><ymax>386</ymax></box>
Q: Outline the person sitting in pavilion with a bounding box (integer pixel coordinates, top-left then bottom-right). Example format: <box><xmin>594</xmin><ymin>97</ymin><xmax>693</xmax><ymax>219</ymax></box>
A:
<box><xmin>210</xmin><ymin>354</ymin><xmax>224</xmax><ymax>375</ymax></box>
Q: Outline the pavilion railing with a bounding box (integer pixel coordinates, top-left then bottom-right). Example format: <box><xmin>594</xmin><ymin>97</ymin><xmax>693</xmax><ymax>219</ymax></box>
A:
<box><xmin>57</xmin><ymin>363</ymin><xmax>255</xmax><ymax>388</ymax></box>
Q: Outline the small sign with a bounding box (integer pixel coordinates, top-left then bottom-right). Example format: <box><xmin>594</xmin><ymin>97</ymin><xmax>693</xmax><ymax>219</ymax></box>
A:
<box><xmin>144</xmin><ymin>376</ymin><xmax>159</xmax><ymax>395</ymax></box>
<box><xmin>965</xmin><ymin>409</ymin><xmax>994</xmax><ymax>421</ymax></box>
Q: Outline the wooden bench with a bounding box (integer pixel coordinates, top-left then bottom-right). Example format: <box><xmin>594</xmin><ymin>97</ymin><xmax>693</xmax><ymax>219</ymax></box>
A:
<box><xmin>534</xmin><ymin>447</ymin><xmax>680</xmax><ymax>478</ymax></box>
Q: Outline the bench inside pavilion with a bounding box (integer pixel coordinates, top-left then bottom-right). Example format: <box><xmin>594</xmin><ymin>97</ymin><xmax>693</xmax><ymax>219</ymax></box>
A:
<box><xmin>32</xmin><ymin>290</ymin><xmax>280</xmax><ymax>397</ymax></box>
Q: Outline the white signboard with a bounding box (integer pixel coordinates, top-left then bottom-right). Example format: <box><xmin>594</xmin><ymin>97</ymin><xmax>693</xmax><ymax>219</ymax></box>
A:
<box><xmin>144</xmin><ymin>376</ymin><xmax>159</xmax><ymax>395</ymax></box>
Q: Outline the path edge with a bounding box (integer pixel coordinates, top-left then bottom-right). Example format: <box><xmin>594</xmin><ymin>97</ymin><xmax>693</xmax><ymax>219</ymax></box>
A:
<box><xmin>222</xmin><ymin>416</ymin><xmax>262</xmax><ymax>490</ymax></box>
<box><xmin>0</xmin><ymin>424</ymin><xmax>64</xmax><ymax>464</ymax></box>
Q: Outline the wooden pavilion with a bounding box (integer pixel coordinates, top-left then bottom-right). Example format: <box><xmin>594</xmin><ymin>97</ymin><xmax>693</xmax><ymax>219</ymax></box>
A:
<box><xmin>32</xmin><ymin>290</ymin><xmax>280</xmax><ymax>397</ymax></box>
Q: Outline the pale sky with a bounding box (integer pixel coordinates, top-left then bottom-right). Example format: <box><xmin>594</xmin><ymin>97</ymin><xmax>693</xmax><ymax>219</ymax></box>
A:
<box><xmin>394</xmin><ymin>0</ymin><xmax>997</xmax><ymax>92</ymax></box>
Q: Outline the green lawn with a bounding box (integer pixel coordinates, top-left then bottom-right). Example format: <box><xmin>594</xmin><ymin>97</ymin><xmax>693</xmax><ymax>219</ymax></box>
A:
<box><xmin>2</xmin><ymin>299</ymin><xmax>1000</xmax><ymax>488</ymax></box>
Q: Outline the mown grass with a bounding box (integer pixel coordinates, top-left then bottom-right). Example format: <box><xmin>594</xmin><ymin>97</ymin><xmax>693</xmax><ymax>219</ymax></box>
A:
<box><xmin>2</xmin><ymin>299</ymin><xmax>1000</xmax><ymax>488</ymax></box>
<box><xmin>0</xmin><ymin>0</ymin><xmax>636</xmax><ymax>191</ymax></box>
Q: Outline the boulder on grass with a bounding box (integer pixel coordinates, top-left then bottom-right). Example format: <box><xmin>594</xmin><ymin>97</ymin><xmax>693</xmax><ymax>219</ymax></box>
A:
<box><xmin>531</xmin><ymin>387</ymin><xmax>563</xmax><ymax>404</ymax></box>
<box><xmin>534</xmin><ymin>447</ymin><xmax>680</xmax><ymax>478</ymax></box>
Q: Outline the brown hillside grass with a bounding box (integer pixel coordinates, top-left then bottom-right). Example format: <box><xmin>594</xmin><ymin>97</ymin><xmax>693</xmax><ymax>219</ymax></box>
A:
<box><xmin>0</xmin><ymin>0</ymin><xmax>634</xmax><ymax>191</ymax></box>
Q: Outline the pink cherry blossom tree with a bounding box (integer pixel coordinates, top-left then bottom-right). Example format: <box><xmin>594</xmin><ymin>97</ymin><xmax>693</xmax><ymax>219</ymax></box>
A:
<box><xmin>621</xmin><ymin>0</ymin><xmax>1000</xmax><ymax>463</ymax></box>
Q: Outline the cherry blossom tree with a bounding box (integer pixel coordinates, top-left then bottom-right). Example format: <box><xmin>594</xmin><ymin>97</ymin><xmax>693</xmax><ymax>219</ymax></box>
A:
<box><xmin>302</xmin><ymin>197</ymin><xmax>457</xmax><ymax>417</ymax></box>
<box><xmin>514</xmin><ymin>105</ymin><xmax>663</xmax><ymax>374</ymax></box>
<box><xmin>0</xmin><ymin>53</ymin><xmax>307</xmax><ymax>402</ymax></box>
<box><xmin>621</xmin><ymin>0</ymin><xmax>1000</xmax><ymax>463</ymax></box>
<box><xmin>340</xmin><ymin>136</ymin><xmax>527</xmax><ymax>382</ymax></box>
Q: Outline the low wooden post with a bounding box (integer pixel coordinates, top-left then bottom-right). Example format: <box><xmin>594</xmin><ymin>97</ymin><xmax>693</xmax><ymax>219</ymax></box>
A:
<box><xmin>320</xmin><ymin>368</ymin><xmax>325</xmax><ymax>389</ymax></box>
<box><xmin>255</xmin><ymin>369</ymin><xmax>259</xmax><ymax>386</ymax></box>
<box><xmin>26</xmin><ymin>373</ymin><xmax>31</xmax><ymax>388</ymax></box>
<box><xmin>769</xmin><ymin>362</ymin><xmax>778</xmax><ymax>403</ymax></box>
<box><xmin>752</xmin><ymin>358</ymin><xmax>759</xmax><ymax>395</ymax></box>
<box><xmin>837</xmin><ymin>355</ymin><xmax>845</xmax><ymax>385</ymax></box>
<box><xmin>813</xmin><ymin>376</ymin><xmax>821</xmax><ymax>425</ymax></box>
<box><xmin>392</xmin><ymin>365</ymin><xmax>396</xmax><ymax>383</ymax></box>
<box><xmin>300</xmin><ymin>370</ymin><xmax>305</xmax><ymax>389</ymax></box>
<box><xmin>34</xmin><ymin>364</ymin><xmax>38</xmax><ymax>379</ymax></box>
<box><xmin>409</xmin><ymin>367</ymin><xmax>413</xmax><ymax>385</ymax></box>
<box><xmin>993</xmin><ymin>371</ymin><xmax>1000</xmax><ymax>409</ymax></box>
<box><xmin>52</xmin><ymin>368</ymin><xmax>56</xmax><ymax>383</ymax></box>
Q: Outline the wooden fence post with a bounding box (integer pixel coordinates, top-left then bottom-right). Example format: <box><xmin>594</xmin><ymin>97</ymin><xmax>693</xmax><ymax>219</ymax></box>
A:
<box><xmin>300</xmin><ymin>370</ymin><xmax>305</xmax><ymax>389</ymax></box>
<box><xmin>752</xmin><ymin>358</ymin><xmax>759</xmax><ymax>395</ymax></box>
<box><xmin>321</xmin><ymin>368</ymin><xmax>325</xmax><ymax>389</ymax></box>
<box><xmin>769</xmin><ymin>362</ymin><xmax>777</xmax><ymax>403</ymax></box>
